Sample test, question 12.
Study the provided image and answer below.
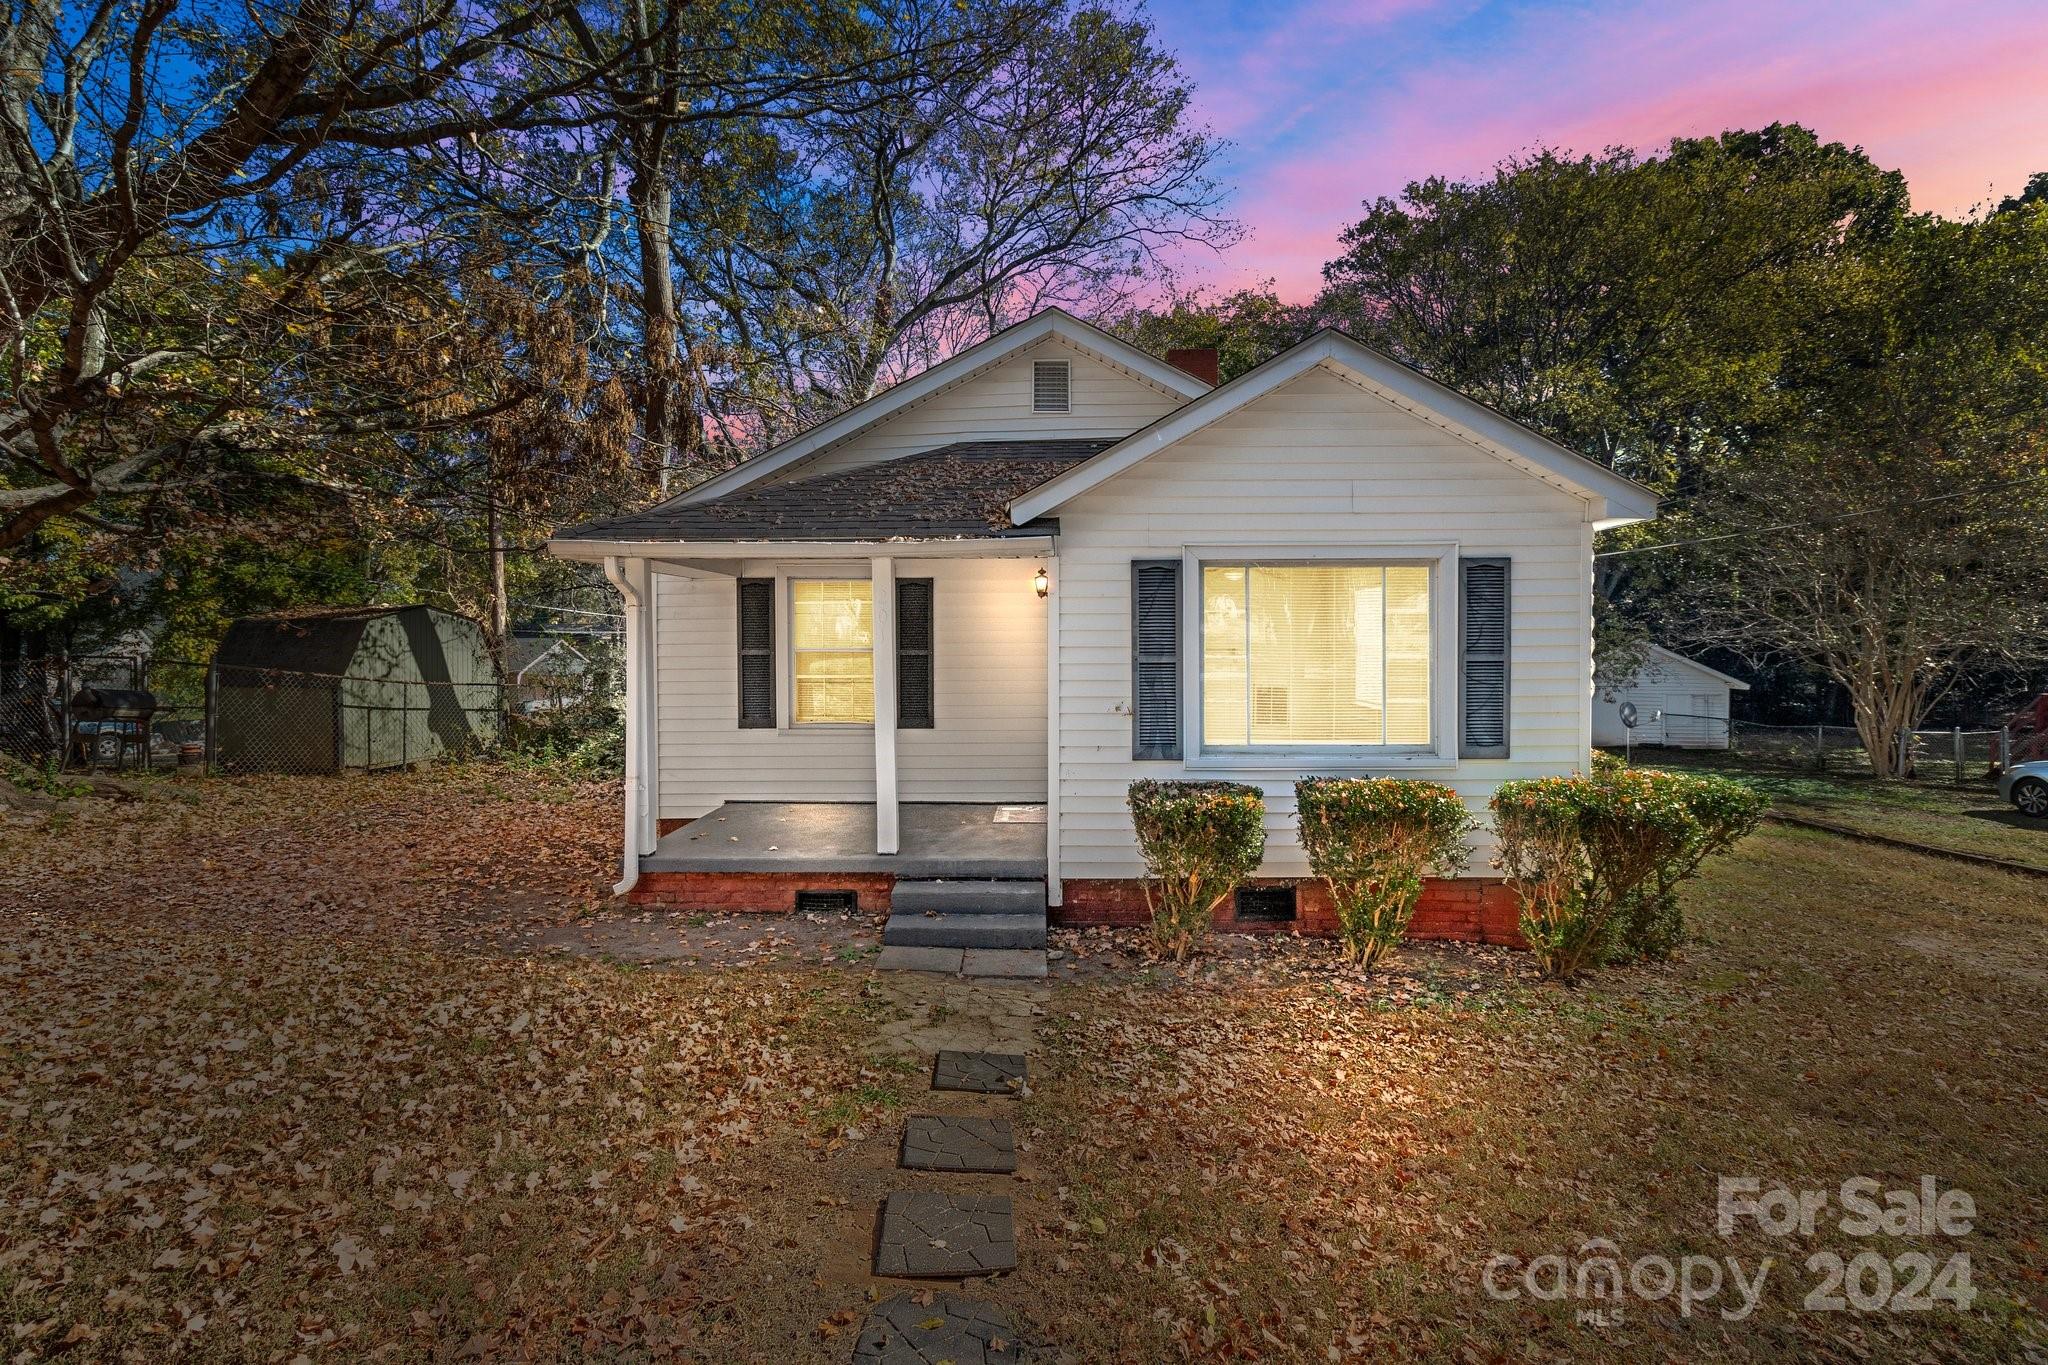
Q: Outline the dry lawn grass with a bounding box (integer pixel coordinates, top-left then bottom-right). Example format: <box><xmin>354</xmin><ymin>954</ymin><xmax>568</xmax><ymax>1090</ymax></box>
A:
<box><xmin>4</xmin><ymin>769</ymin><xmax>2045</xmax><ymax>1362</ymax></box>
<box><xmin>1019</xmin><ymin>827</ymin><xmax>2048</xmax><ymax>1361</ymax></box>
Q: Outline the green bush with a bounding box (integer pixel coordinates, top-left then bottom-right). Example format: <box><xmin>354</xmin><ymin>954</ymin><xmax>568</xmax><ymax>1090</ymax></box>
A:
<box><xmin>1127</xmin><ymin>779</ymin><xmax>1267</xmax><ymax>963</ymax></box>
<box><xmin>1610</xmin><ymin>770</ymin><xmax>1767</xmax><ymax>960</ymax></box>
<box><xmin>1295</xmin><ymin>777</ymin><xmax>1472</xmax><ymax>970</ymax></box>
<box><xmin>1491</xmin><ymin>765</ymin><xmax>1762</xmax><ymax>981</ymax></box>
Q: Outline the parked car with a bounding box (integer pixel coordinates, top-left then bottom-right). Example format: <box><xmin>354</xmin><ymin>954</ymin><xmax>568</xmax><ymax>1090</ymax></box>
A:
<box><xmin>1998</xmin><ymin>759</ymin><xmax>2048</xmax><ymax>818</ymax></box>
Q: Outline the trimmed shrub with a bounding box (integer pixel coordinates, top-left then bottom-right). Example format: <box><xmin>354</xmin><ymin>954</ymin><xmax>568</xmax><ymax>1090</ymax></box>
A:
<box><xmin>1295</xmin><ymin>777</ymin><xmax>1472</xmax><ymax>970</ymax></box>
<box><xmin>1610</xmin><ymin>770</ymin><xmax>1767</xmax><ymax>960</ymax></box>
<box><xmin>1492</xmin><ymin>765</ymin><xmax>1761</xmax><ymax>981</ymax></box>
<box><xmin>1127</xmin><ymin>779</ymin><xmax>1267</xmax><ymax>963</ymax></box>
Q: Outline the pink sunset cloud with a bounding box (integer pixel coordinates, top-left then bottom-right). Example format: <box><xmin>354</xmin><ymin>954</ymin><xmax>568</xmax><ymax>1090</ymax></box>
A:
<box><xmin>1159</xmin><ymin>0</ymin><xmax>2048</xmax><ymax>300</ymax></box>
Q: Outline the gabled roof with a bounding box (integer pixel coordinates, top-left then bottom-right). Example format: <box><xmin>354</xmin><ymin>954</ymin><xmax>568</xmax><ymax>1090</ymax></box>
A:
<box><xmin>662</xmin><ymin>307</ymin><xmax>1211</xmax><ymax>510</ymax></box>
<box><xmin>556</xmin><ymin>440</ymin><xmax>1108</xmax><ymax>544</ymax></box>
<box><xmin>1640</xmin><ymin>644</ymin><xmax>1751</xmax><ymax>691</ymax></box>
<box><xmin>1008</xmin><ymin>330</ymin><xmax>1659</xmax><ymax>529</ymax></box>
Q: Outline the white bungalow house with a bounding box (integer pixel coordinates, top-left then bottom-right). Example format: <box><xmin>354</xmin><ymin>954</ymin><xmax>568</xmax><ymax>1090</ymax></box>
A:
<box><xmin>549</xmin><ymin>309</ymin><xmax>1656</xmax><ymax>965</ymax></box>
<box><xmin>1593</xmin><ymin>645</ymin><xmax>1750</xmax><ymax>750</ymax></box>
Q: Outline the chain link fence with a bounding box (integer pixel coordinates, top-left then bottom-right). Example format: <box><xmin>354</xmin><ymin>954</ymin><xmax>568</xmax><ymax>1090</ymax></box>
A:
<box><xmin>2</xmin><ymin>653</ymin><xmax>610</xmax><ymax>776</ymax></box>
<box><xmin>1614</xmin><ymin>712</ymin><xmax>2010</xmax><ymax>787</ymax></box>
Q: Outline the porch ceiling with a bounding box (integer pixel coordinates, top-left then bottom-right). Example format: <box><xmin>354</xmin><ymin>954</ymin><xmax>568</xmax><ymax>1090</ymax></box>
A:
<box><xmin>643</xmin><ymin>802</ymin><xmax>1047</xmax><ymax>879</ymax></box>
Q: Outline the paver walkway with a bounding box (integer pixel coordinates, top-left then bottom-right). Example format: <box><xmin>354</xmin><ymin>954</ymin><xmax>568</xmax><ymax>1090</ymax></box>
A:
<box><xmin>873</xmin><ymin>1191</ymin><xmax>1018</xmax><ymax>1277</ymax></box>
<box><xmin>932</xmin><ymin>1049</ymin><xmax>1028</xmax><ymax>1094</ymax></box>
<box><xmin>900</xmin><ymin>1115</ymin><xmax>1017</xmax><ymax>1173</ymax></box>
<box><xmin>852</xmin><ymin>1293</ymin><xmax>1017</xmax><ymax>1364</ymax></box>
<box><xmin>854</xmin><ymin>971</ymin><xmax>1043</xmax><ymax>1361</ymax></box>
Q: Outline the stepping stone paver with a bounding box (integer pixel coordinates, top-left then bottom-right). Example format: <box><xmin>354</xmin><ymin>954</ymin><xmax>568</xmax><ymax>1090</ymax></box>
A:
<box><xmin>874</xmin><ymin>1192</ymin><xmax>1017</xmax><ymax>1277</ymax></box>
<box><xmin>900</xmin><ymin>1114</ymin><xmax>1018</xmax><ymax>1173</ymax></box>
<box><xmin>932</xmin><ymin>1050</ymin><xmax>1027</xmax><ymax>1094</ymax></box>
<box><xmin>852</xmin><ymin>1292</ymin><xmax>1017</xmax><ymax>1363</ymax></box>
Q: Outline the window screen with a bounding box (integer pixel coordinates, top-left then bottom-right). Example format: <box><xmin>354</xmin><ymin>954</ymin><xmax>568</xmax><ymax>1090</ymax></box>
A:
<box><xmin>1202</xmin><ymin>563</ymin><xmax>1431</xmax><ymax>748</ymax></box>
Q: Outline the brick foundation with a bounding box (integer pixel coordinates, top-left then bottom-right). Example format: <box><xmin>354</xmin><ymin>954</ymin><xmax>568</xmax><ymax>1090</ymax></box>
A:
<box><xmin>629</xmin><ymin>871</ymin><xmax>896</xmax><ymax>913</ymax></box>
<box><xmin>626</xmin><ymin>869</ymin><xmax>1526</xmax><ymax>949</ymax></box>
<box><xmin>1055</xmin><ymin>877</ymin><xmax>1526</xmax><ymax>948</ymax></box>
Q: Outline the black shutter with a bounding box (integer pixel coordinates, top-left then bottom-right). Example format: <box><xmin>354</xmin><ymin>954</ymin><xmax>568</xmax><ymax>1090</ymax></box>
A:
<box><xmin>897</xmin><ymin>578</ymin><xmax>934</xmax><ymax>729</ymax></box>
<box><xmin>1459</xmin><ymin>557</ymin><xmax>1510</xmax><ymax>758</ymax></box>
<box><xmin>737</xmin><ymin>578</ymin><xmax>775</xmax><ymax>728</ymax></box>
<box><xmin>1131</xmin><ymin>560</ymin><xmax>1182</xmax><ymax>759</ymax></box>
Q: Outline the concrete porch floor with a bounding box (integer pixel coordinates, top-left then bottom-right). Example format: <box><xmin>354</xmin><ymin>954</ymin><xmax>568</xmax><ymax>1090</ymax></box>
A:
<box><xmin>643</xmin><ymin>802</ymin><xmax>1048</xmax><ymax>879</ymax></box>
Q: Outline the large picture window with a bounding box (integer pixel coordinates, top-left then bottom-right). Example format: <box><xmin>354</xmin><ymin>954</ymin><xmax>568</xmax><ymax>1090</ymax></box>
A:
<box><xmin>791</xmin><ymin>579</ymin><xmax>874</xmax><ymax>724</ymax></box>
<box><xmin>1201</xmin><ymin>563</ymin><xmax>1431</xmax><ymax>748</ymax></box>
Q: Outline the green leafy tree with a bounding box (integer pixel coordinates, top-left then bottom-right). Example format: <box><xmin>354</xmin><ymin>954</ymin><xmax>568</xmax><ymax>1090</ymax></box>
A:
<box><xmin>1686</xmin><ymin>208</ymin><xmax>2048</xmax><ymax>775</ymax></box>
<box><xmin>1105</xmin><ymin>286</ymin><xmax>1315</xmax><ymax>382</ymax></box>
<box><xmin>1317</xmin><ymin>124</ymin><xmax>1906</xmax><ymax>491</ymax></box>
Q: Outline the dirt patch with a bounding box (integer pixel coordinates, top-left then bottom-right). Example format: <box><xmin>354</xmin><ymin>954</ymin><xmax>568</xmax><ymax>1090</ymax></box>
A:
<box><xmin>1049</xmin><ymin>923</ymin><xmax>1529</xmax><ymax>1001</ymax></box>
<box><xmin>530</xmin><ymin>906</ymin><xmax>885</xmax><ymax>970</ymax></box>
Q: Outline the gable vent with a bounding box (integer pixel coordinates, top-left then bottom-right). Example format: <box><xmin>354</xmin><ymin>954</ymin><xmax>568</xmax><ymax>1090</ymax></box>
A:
<box><xmin>1032</xmin><ymin>359</ymin><xmax>1071</xmax><ymax>413</ymax></box>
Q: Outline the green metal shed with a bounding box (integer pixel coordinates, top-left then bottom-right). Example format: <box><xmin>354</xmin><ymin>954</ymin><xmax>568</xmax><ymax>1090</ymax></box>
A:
<box><xmin>211</xmin><ymin>606</ymin><xmax>500</xmax><ymax>773</ymax></box>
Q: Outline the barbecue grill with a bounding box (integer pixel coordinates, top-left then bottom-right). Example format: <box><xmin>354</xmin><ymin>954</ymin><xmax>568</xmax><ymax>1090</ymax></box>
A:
<box><xmin>67</xmin><ymin>687</ymin><xmax>157</xmax><ymax>770</ymax></box>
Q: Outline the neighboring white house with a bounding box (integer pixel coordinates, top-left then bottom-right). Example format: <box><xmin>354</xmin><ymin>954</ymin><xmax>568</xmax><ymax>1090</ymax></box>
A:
<box><xmin>549</xmin><ymin>308</ymin><xmax>1658</xmax><ymax>931</ymax></box>
<box><xmin>1593</xmin><ymin>645</ymin><xmax>1750</xmax><ymax>749</ymax></box>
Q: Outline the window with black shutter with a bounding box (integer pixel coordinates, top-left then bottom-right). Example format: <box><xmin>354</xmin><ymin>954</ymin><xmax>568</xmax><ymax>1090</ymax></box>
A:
<box><xmin>1131</xmin><ymin>560</ymin><xmax>1182</xmax><ymax>759</ymax></box>
<box><xmin>1459</xmin><ymin>558</ymin><xmax>1510</xmax><ymax>758</ymax></box>
<box><xmin>896</xmin><ymin>578</ymin><xmax>934</xmax><ymax>728</ymax></box>
<box><xmin>737</xmin><ymin>578</ymin><xmax>775</xmax><ymax>728</ymax></box>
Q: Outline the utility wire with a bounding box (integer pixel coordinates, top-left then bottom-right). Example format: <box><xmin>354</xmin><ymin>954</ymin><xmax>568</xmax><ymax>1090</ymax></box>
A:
<box><xmin>1594</xmin><ymin>471</ymin><xmax>2048</xmax><ymax>560</ymax></box>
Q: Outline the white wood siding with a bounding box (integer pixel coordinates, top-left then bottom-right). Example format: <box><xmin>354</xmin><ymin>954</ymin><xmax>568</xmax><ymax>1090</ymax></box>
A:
<box><xmin>654</xmin><ymin>558</ymin><xmax>1048</xmax><ymax>818</ymax></box>
<box><xmin>1594</xmin><ymin>661</ymin><xmax>1734</xmax><ymax>749</ymax></box>
<box><xmin>773</xmin><ymin>338</ymin><xmax>1182</xmax><ymax>483</ymax></box>
<box><xmin>1051</xmin><ymin>364</ymin><xmax>1598</xmax><ymax>882</ymax></box>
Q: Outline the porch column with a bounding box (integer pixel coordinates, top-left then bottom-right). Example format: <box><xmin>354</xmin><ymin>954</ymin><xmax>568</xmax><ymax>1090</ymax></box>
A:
<box><xmin>1043</xmin><ymin>554</ymin><xmax>1061</xmax><ymax>904</ymax></box>
<box><xmin>871</xmin><ymin>555</ymin><xmax>899</xmax><ymax>855</ymax></box>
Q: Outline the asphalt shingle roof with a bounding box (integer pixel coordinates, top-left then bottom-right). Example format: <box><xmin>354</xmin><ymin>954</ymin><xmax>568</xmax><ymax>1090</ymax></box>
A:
<box><xmin>556</xmin><ymin>439</ymin><xmax>1112</xmax><ymax>543</ymax></box>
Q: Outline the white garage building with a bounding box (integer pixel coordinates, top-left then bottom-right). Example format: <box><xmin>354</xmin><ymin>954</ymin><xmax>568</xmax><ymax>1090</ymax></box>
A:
<box><xmin>1594</xmin><ymin>645</ymin><xmax>1750</xmax><ymax>750</ymax></box>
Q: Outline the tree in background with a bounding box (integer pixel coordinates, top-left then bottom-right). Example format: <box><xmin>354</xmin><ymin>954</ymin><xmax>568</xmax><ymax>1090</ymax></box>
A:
<box><xmin>1317</xmin><ymin>125</ymin><xmax>1907</xmax><ymax>491</ymax></box>
<box><xmin>1</xmin><ymin>0</ymin><xmax>1233</xmax><ymax>661</ymax></box>
<box><xmin>678</xmin><ymin>0</ymin><xmax>1235</xmax><ymax>442</ymax></box>
<box><xmin>1105</xmin><ymin>286</ymin><xmax>1313</xmax><ymax>382</ymax></box>
<box><xmin>1685</xmin><ymin>207</ymin><xmax>2048</xmax><ymax>775</ymax></box>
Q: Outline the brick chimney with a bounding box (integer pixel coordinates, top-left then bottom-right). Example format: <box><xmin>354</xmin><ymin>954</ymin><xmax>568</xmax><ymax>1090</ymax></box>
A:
<box><xmin>1164</xmin><ymin>347</ymin><xmax>1220</xmax><ymax>387</ymax></box>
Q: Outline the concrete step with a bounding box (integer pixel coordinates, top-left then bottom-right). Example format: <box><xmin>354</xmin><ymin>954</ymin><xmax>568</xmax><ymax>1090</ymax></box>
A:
<box><xmin>890</xmin><ymin>878</ymin><xmax>1047</xmax><ymax>916</ymax></box>
<box><xmin>875</xmin><ymin>945</ymin><xmax>1048</xmax><ymax>978</ymax></box>
<box><xmin>882</xmin><ymin>912</ymin><xmax>1046</xmax><ymax>950</ymax></box>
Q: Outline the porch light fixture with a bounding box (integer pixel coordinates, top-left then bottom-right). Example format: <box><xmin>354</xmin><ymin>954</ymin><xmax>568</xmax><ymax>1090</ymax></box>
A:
<box><xmin>1032</xmin><ymin>566</ymin><xmax>1049</xmax><ymax>599</ymax></box>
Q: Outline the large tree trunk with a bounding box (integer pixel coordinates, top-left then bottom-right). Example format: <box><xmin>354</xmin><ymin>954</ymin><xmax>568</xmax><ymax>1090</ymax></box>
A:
<box><xmin>1842</xmin><ymin>656</ymin><xmax>1928</xmax><ymax>780</ymax></box>
<box><xmin>632</xmin><ymin>164</ymin><xmax>685</xmax><ymax>491</ymax></box>
<box><xmin>487</xmin><ymin>494</ymin><xmax>510</xmax><ymax>667</ymax></box>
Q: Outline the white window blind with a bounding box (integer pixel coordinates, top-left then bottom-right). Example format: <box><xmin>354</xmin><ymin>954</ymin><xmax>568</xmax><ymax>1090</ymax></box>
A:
<box><xmin>1201</xmin><ymin>563</ymin><xmax>1431</xmax><ymax>748</ymax></box>
<box><xmin>791</xmin><ymin>580</ymin><xmax>874</xmax><ymax>724</ymax></box>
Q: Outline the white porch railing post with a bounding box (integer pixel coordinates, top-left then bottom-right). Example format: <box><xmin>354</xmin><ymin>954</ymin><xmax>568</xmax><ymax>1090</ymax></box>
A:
<box><xmin>871</xmin><ymin>556</ymin><xmax>899</xmax><ymax>855</ymax></box>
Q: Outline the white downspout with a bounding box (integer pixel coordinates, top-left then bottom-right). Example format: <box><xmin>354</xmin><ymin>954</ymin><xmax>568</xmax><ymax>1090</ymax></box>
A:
<box><xmin>603</xmin><ymin>555</ymin><xmax>644</xmax><ymax>895</ymax></box>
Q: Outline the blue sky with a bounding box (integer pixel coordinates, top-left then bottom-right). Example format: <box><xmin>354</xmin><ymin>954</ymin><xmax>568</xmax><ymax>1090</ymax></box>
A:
<box><xmin>1148</xmin><ymin>0</ymin><xmax>2048</xmax><ymax>297</ymax></box>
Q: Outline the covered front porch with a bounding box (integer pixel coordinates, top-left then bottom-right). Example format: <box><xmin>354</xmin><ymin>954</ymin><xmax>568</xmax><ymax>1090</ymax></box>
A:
<box><xmin>646</xmin><ymin>801</ymin><xmax>1048</xmax><ymax>879</ymax></box>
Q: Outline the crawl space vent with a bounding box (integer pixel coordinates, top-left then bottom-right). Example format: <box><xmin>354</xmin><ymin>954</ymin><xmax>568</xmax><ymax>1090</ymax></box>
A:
<box><xmin>795</xmin><ymin>890</ymin><xmax>859</xmax><ymax>914</ymax></box>
<box><xmin>1234</xmin><ymin>885</ymin><xmax>1297</xmax><ymax>922</ymax></box>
